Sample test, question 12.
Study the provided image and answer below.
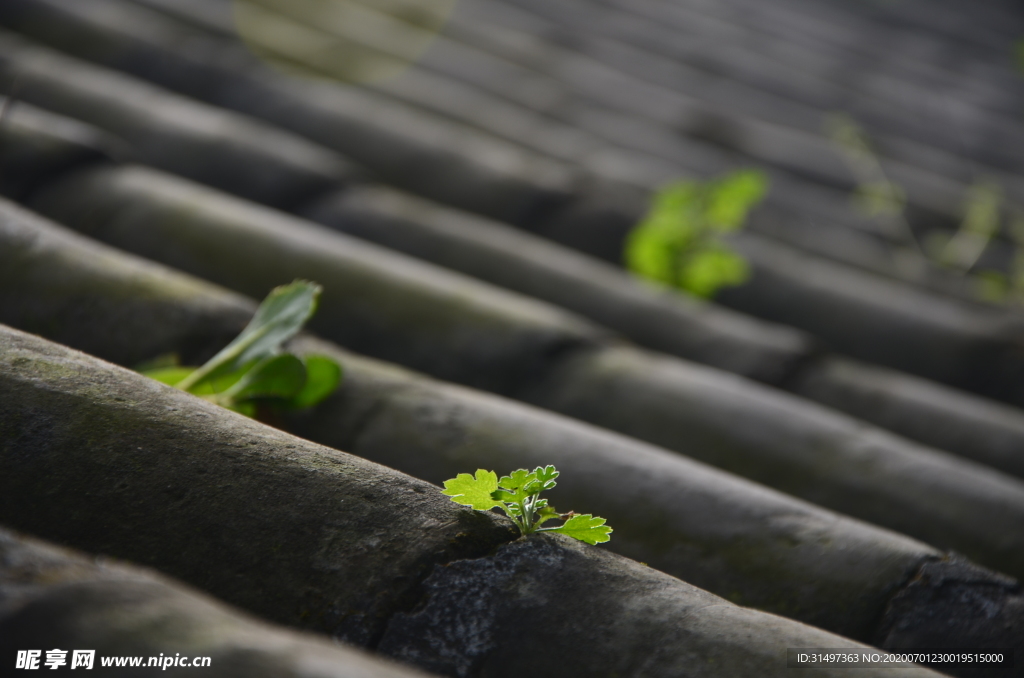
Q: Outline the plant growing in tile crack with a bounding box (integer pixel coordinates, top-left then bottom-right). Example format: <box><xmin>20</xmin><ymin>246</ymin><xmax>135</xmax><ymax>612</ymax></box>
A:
<box><xmin>626</xmin><ymin>169</ymin><xmax>768</xmax><ymax>298</ymax></box>
<box><xmin>139</xmin><ymin>280</ymin><xmax>342</xmax><ymax>417</ymax></box>
<box><xmin>441</xmin><ymin>466</ymin><xmax>612</xmax><ymax>544</ymax></box>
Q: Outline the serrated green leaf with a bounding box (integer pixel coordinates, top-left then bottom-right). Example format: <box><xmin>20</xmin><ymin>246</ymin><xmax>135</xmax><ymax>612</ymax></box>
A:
<box><xmin>548</xmin><ymin>514</ymin><xmax>613</xmax><ymax>545</ymax></box>
<box><xmin>224</xmin><ymin>353</ymin><xmax>307</xmax><ymax>402</ymax></box>
<box><xmin>176</xmin><ymin>280</ymin><xmax>321</xmax><ymax>391</ymax></box>
<box><xmin>286</xmin><ymin>354</ymin><xmax>342</xmax><ymax>409</ymax></box>
<box><xmin>534</xmin><ymin>465</ymin><xmax>559</xmax><ymax>490</ymax></box>
<box><xmin>496</xmin><ymin>468</ymin><xmax>548</xmax><ymax>505</ymax></box>
<box><xmin>498</xmin><ymin>468</ymin><xmax>537</xmax><ymax>492</ymax></box>
<box><xmin>442</xmin><ymin>470</ymin><xmax>500</xmax><ymax>510</ymax></box>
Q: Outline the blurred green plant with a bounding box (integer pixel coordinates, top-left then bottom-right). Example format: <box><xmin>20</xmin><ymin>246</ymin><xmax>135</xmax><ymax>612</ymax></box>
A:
<box><xmin>827</xmin><ymin>113</ymin><xmax>1024</xmax><ymax>305</ymax></box>
<box><xmin>931</xmin><ymin>180</ymin><xmax>1003</xmax><ymax>271</ymax></box>
<box><xmin>625</xmin><ymin>169</ymin><xmax>768</xmax><ymax>298</ymax></box>
<box><xmin>973</xmin><ymin>214</ymin><xmax>1024</xmax><ymax>304</ymax></box>
<box><xmin>139</xmin><ymin>280</ymin><xmax>341</xmax><ymax>417</ymax></box>
<box><xmin>825</xmin><ymin>113</ymin><xmax>921</xmax><ymax>253</ymax></box>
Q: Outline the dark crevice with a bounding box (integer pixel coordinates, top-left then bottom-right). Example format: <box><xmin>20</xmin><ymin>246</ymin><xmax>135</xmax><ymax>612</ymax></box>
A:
<box><xmin>868</xmin><ymin>552</ymin><xmax>945</xmax><ymax>647</ymax></box>
<box><xmin>872</xmin><ymin>553</ymin><xmax>1024</xmax><ymax>678</ymax></box>
<box><xmin>282</xmin><ymin>377</ymin><xmax>520</xmax><ymax>653</ymax></box>
<box><xmin>364</xmin><ymin>527</ymin><xmax>518</xmax><ymax>653</ymax></box>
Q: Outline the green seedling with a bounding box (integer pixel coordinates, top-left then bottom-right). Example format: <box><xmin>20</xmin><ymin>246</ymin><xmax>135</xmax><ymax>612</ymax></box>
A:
<box><xmin>139</xmin><ymin>280</ymin><xmax>342</xmax><ymax>417</ymax></box>
<box><xmin>974</xmin><ymin>213</ymin><xmax>1024</xmax><ymax>304</ymax></box>
<box><xmin>934</xmin><ymin>180</ymin><xmax>1003</xmax><ymax>272</ymax></box>
<box><xmin>441</xmin><ymin>466</ymin><xmax>612</xmax><ymax>545</ymax></box>
<box><xmin>626</xmin><ymin>169</ymin><xmax>768</xmax><ymax>298</ymax></box>
<box><xmin>825</xmin><ymin>113</ymin><xmax>923</xmax><ymax>254</ymax></box>
<box><xmin>826</xmin><ymin>112</ymin><xmax>1024</xmax><ymax>305</ymax></box>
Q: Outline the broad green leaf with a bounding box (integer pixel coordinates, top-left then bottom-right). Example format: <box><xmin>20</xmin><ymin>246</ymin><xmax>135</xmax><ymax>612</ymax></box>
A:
<box><xmin>190</xmin><ymin>364</ymin><xmax>253</xmax><ymax>397</ymax></box>
<box><xmin>548</xmin><ymin>514</ymin><xmax>613</xmax><ymax>545</ymax></box>
<box><xmin>177</xmin><ymin>280</ymin><xmax>321</xmax><ymax>391</ymax></box>
<box><xmin>286</xmin><ymin>354</ymin><xmax>343</xmax><ymax>409</ymax></box>
<box><xmin>230</xmin><ymin>281</ymin><xmax>321</xmax><ymax>366</ymax></box>
<box><xmin>136</xmin><ymin>280</ymin><xmax>343</xmax><ymax>418</ymax></box>
<box><xmin>442</xmin><ymin>469</ymin><xmax>500</xmax><ymax>510</ymax></box>
<box><xmin>141</xmin><ymin>366</ymin><xmax>196</xmax><ymax>387</ymax></box>
<box><xmin>224</xmin><ymin>354</ymin><xmax>307</xmax><ymax>402</ymax></box>
<box><xmin>142</xmin><ymin>361</ymin><xmax>251</xmax><ymax>395</ymax></box>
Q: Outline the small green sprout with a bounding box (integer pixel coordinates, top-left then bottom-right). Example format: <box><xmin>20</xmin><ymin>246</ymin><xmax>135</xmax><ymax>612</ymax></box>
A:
<box><xmin>626</xmin><ymin>169</ymin><xmax>768</xmax><ymax>298</ymax></box>
<box><xmin>825</xmin><ymin>113</ymin><xmax>922</xmax><ymax>253</ymax></box>
<box><xmin>974</xmin><ymin>213</ymin><xmax>1024</xmax><ymax>305</ymax></box>
<box><xmin>139</xmin><ymin>280</ymin><xmax>342</xmax><ymax>417</ymax></box>
<box><xmin>441</xmin><ymin>466</ymin><xmax>612</xmax><ymax>545</ymax></box>
<box><xmin>825</xmin><ymin>113</ymin><xmax>1024</xmax><ymax>305</ymax></box>
<box><xmin>935</xmin><ymin>180</ymin><xmax>1003</xmax><ymax>271</ymax></box>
